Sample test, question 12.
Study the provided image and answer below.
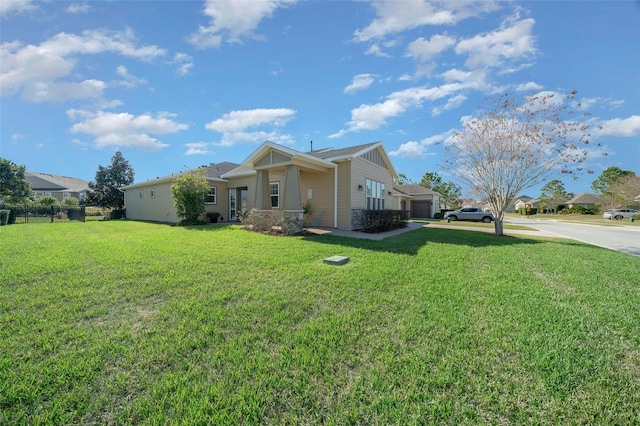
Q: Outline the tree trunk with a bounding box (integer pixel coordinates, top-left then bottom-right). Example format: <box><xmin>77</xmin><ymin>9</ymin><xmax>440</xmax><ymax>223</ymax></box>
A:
<box><xmin>494</xmin><ymin>218</ymin><xmax>504</xmax><ymax>236</ymax></box>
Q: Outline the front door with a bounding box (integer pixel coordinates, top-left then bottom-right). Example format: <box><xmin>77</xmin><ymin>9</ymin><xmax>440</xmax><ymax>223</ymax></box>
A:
<box><xmin>239</xmin><ymin>189</ymin><xmax>248</xmax><ymax>214</ymax></box>
<box><xmin>229</xmin><ymin>188</ymin><xmax>236</xmax><ymax>221</ymax></box>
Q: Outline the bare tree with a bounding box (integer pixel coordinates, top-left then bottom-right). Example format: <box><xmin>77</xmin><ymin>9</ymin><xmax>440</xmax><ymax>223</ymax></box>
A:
<box><xmin>445</xmin><ymin>91</ymin><xmax>598</xmax><ymax>236</ymax></box>
<box><xmin>609</xmin><ymin>174</ymin><xmax>640</xmax><ymax>208</ymax></box>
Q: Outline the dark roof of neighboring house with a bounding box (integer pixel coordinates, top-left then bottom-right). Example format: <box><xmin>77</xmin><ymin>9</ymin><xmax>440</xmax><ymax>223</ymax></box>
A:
<box><xmin>306</xmin><ymin>142</ymin><xmax>380</xmax><ymax>160</ymax></box>
<box><xmin>207</xmin><ymin>162</ymin><xmax>241</xmax><ymax>178</ymax></box>
<box><xmin>393</xmin><ymin>184</ymin><xmax>440</xmax><ymax>196</ymax></box>
<box><xmin>567</xmin><ymin>192</ymin><xmax>603</xmax><ymax>204</ymax></box>
<box><xmin>26</xmin><ymin>171</ymin><xmax>90</xmax><ymax>192</ymax></box>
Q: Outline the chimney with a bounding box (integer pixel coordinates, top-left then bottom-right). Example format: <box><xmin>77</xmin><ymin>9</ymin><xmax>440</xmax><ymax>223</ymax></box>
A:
<box><xmin>310</xmin><ymin>140</ymin><xmax>313</xmax><ymax>152</ymax></box>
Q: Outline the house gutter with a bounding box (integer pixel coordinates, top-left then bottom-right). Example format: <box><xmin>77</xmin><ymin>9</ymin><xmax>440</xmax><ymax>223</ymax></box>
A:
<box><xmin>334</xmin><ymin>166</ymin><xmax>338</xmax><ymax>228</ymax></box>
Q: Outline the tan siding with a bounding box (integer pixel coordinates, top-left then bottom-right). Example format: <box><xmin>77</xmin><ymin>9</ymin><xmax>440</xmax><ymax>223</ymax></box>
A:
<box><xmin>335</xmin><ymin>162</ymin><xmax>352</xmax><ymax>228</ymax></box>
<box><xmin>204</xmin><ymin>183</ymin><xmax>228</xmax><ymax>220</ymax></box>
<box><xmin>300</xmin><ymin>170</ymin><xmax>335</xmax><ymax>228</ymax></box>
<box><xmin>125</xmin><ymin>181</ymin><xmax>179</xmax><ymax>223</ymax></box>
<box><xmin>352</xmin><ymin>156</ymin><xmax>394</xmax><ymax>210</ymax></box>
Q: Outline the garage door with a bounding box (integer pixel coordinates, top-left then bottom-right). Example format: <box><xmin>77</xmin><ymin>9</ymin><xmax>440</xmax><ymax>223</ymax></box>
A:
<box><xmin>411</xmin><ymin>201</ymin><xmax>431</xmax><ymax>218</ymax></box>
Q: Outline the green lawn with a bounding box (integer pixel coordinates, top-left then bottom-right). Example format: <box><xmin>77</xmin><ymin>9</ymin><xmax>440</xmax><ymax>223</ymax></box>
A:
<box><xmin>1</xmin><ymin>221</ymin><xmax>639</xmax><ymax>424</ymax></box>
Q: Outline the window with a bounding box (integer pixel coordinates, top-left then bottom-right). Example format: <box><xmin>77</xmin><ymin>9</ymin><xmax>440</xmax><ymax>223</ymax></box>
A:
<box><xmin>139</xmin><ymin>190</ymin><xmax>143</xmax><ymax>199</ymax></box>
<box><xmin>206</xmin><ymin>186</ymin><xmax>216</xmax><ymax>204</ymax></box>
<box><xmin>63</xmin><ymin>192</ymin><xmax>70</xmax><ymax>199</ymax></box>
<box><xmin>365</xmin><ymin>179</ymin><xmax>385</xmax><ymax>210</ymax></box>
<box><xmin>270</xmin><ymin>182</ymin><xmax>279</xmax><ymax>208</ymax></box>
<box><xmin>150</xmin><ymin>188</ymin><xmax>155</xmax><ymax>198</ymax></box>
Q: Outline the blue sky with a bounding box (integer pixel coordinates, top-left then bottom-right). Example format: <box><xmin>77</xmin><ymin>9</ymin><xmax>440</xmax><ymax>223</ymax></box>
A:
<box><xmin>1</xmin><ymin>0</ymin><xmax>639</xmax><ymax>198</ymax></box>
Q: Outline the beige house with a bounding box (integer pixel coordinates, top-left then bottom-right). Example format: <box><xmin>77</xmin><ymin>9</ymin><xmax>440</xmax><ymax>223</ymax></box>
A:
<box><xmin>514</xmin><ymin>196</ymin><xmax>540</xmax><ymax>211</ymax></box>
<box><xmin>392</xmin><ymin>184</ymin><xmax>440</xmax><ymax>218</ymax></box>
<box><xmin>122</xmin><ymin>141</ymin><xmax>407</xmax><ymax>230</ymax></box>
<box><xmin>566</xmin><ymin>193</ymin><xmax>603</xmax><ymax>209</ymax></box>
<box><xmin>25</xmin><ymin>171</ymin><xmax>90</xmax><ymax>203</ymax></box>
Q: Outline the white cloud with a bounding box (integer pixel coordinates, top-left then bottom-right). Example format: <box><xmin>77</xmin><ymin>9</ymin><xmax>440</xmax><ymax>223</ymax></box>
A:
<box><xmin>68</xmin><ymin>110</ymin><xmax>188</xmax><ymax>151</ymax></box>
<box><xmin>0</xmin><ymin>0</ymin><xmax>36</xmax><ymax>17</ymax></box>
<box><xmin>189</xmin><ymin>0</ymin><xmax>296</xmax><ymax>48</ymax></box>
<box><xmin>388</xmin><ymin>141</ymin><xmax>425</xmax><ymax>158</ymax></box>
<box><xmin>66</xmin><ymin>3</ymin><xmax>90</xmax><ymax>14</ymax></box>
<box><xmin>171</xmin><ymin>52</ymin><xmax>194</xmax><ymax>76</ymax></box>
<box><xmin>11</xmin><ymin>133</ymin><xmax>26</xmax><ymax>142</ymax></box>
<box><xmin>355</xmin><ymin>0</ymin><xmax>500</xmax><ymax>41</ymax></box>
<box><xmin>331</xmin><ymin>80</ymin><xmax>485</xmax><ymax>137</ymax></box>
<box><xmin>432</xmin><ymin>94</ymin><xmax>467</xmax><ymax>116</ymax></box>
<box><xmin>515</xmin><ymin>81</ymin><xmax>543</xmax><ymax>92</ymax></box>
<box><xmin>1</xmin><ymin>29</ymin><xmax>166</xmax><ymax>102</ymax></box>
<box><xmin>405</xmin><ymin>34</ymin><xmax>456</xmax><ymax>62</ymax></box>
<box><xmin>364</xmin><ymin>43</ymin><xmax>390</xmax><ymax>57</ymax></box>
<box><xmin>205</xmin><ymin>108</ymin><xmax>296</xmax><ymax>147</ymax></box>
<box><xmin>184</xmin><ymin>142</ymin><xmax>213</xmax><ymax>155</ymax></box>
<box><xmin>595</xmin><ymin>116</ymin><xmax>640</xmax><ymax>138</ymax></box>
<box><xmin>21</xmin><ymin>79</ymin><xmax>106</xmax><ymax>103</ymax></box>
<box><xmin>389</xmin><ymin>130</ymin><xmax>454</xmax><ymax>158</ymax></box>
<box><xmin>609</xmin><ymin>99</ymin><xmax>625</xmax><ymax>109</ymax></box>
<box><xmin>344</xmin><ymin>74</ymin><xmax>377</xmax><ymax>94</ymax></box>
<box><xmin>455</xmin><ymin>17</ymin><xmax>537</xmax><ymax>70</ymax></box>
<box><xmin>115</xmin><ymin>65</ymin><xmax>147</xmax><ymax>88</ymax></box>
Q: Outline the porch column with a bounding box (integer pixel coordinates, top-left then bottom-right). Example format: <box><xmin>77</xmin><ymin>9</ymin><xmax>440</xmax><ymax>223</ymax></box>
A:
<box><xmin>282</xmin><ymin>165</ymin><xmax>302</xmax><ymax>210</ymax></box>
<box><xmin>254</xmin><ymin>169</ymin><xmax>271</xmax><ymax>210</ymax></box>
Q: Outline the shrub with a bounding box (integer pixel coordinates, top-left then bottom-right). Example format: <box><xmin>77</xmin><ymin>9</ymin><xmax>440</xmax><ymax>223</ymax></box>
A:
<box><xmin>38</xmin><ymin>196</ymin><xmax>59</xmax><ymax>207</ymax></box>
<box><xmin>110</xmin><ymin>209</ymin><xmax>126</xmax><ymax>220</ymax></box>
<box><xmin>517</xmin><ymin>207</ymin><xmax>538</xmax><ymax>215</ymax></box>
<box><xmin>0</xmin><ymin>209</ymin><xmax>9</xmax><ymax>226</ymax></box>
<box><xmin>559</xmin><ymin>206</ymin><xmax>599</xmax><ymax>215</ymax></box>
<box><xmin>206</xmin><ymin>211</ymin><xmax>221</xmax><ymax>223</ymax></box>
<box><xmin>359</xmin><ymin>210</ymin><xmax>408</xmax><ymax>233</ymax></box>
<box><xmin>61</xmin><ymin>197</ymin><xmax>80</xmax><ymax>206</ymax></box>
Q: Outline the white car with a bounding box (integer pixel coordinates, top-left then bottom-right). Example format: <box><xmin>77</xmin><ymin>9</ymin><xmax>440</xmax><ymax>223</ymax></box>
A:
<box><xmin>603</xmin><ymin>208</ymin><xmax>639</xmax><ymax>220</ymax></box>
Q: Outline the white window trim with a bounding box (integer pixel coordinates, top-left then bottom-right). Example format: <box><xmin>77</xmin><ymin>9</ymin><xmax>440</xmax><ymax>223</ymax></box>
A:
<box><xmin>365</xmin><ymin>178</ymin><xmax>385</xmax><ymax>211</ymax></box>
<box><xmin>270</xmin><ymin>181</ymin><xmax>280</xmax><ymax>209</ymax></box>
<box><xmin>206</xmin><ymin>186</ymin><xmax>217</xmax><ymax>204</ymax></box>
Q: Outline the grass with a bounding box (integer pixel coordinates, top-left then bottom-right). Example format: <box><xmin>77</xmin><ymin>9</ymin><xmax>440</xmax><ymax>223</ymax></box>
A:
<box><xmin>1</xmin><ymin>221</ymin><xmax>639</xmax><ymax>424</ymax></box>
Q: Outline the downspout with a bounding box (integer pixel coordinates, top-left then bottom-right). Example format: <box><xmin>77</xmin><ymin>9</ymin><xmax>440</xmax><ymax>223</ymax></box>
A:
<box><xmin>334</xmin><ymin>166</ymin><xmax>338</xmax><ymax>228</ymax></box>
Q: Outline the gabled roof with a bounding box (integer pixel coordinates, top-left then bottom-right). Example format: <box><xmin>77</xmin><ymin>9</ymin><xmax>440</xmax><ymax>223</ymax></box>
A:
<box><xmin>207</xmin><ymin>162</ymin><xmax>241</xmax><ymax>178</ymax></box>
<box><xmin>567</xmin><ymin>192</ymin><xmax>603</xmax><ymax>204</ymax></box>
<box><xmin>308</xmin><ymin>141</ymin><xmax>397</xmax><ymax>177</ymax></box>
<box><xmin>242</xmin><ymin>141</ymin><xmax>337</xmax><ymax>173</ymax></box>
<box><xmin>26</xmin><ymin>171</ymin><xmax>89</xmax><ymax>192</ymax></box>
<box><xmin>306</xmin><ymin>142</ymin><xmax>379</xmax><ymax>160</ymax></box>
<box><xmin>393</xmin><ymin>184</ymin><xmax>440</xmax><ymax>196</ymax></box>
<box><xmin>122</xmin><ymin>163</ymin><xmax>235</xmax><ymax>190</ymax></box>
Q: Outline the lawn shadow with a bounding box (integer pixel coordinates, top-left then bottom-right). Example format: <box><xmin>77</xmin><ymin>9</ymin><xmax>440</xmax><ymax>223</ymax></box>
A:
<box><xmin>303</xmin><ymin>226</ymin><xmax>548</xmax><ymax>256</ymax></box>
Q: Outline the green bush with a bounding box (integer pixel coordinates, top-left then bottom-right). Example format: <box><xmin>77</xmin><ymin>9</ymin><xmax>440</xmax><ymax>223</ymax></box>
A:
<box><xmin>110</xmin><ymin>209</ymin><xmax>126</xmax><ymax>220</ymax></box>
<box><xmin>518</xmin><ymin>207</ymin><xmax>538</xmax><ymax>215</ymax></box>
<box><xmin>360</xmin><ymin>210</ymin><xmax>409</xmax><ymax>233</ymax></box>
<box><xmin>0</xmin><ymin>209</ymin><xmax>9</xmax><ymax>226</ymax></box>
<box><xmin>559</xmin><ymin>206</ymin><xmax>599</xmax><ymax>215</ymax></box>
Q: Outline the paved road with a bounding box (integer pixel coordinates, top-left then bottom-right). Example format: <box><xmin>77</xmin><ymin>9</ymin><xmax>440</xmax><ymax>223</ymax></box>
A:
<box><xmin>504</xmin><ymin>216</ymin><xmax>640</xmax><ymax>257</ymax></box>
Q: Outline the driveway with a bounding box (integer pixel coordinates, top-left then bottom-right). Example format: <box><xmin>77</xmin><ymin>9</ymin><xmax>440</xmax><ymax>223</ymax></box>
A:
<box><xmin>504</xmin><ymin>216</ymin><xmax>640</xmax><ymax>257</ymax></box>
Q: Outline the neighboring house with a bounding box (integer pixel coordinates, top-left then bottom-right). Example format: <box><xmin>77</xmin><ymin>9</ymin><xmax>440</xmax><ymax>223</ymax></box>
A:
<box><xmin>566</xmin><ymin>192</ymin><xmax>603</xmax><ymax>209</ymax></box>
<box><xmin>122</xmin><ymin>141</ymin><xmax>405</xmax><ymax>229</ymax></box>
<box><xmin>514</xmin><ymin>197</ymin><xmax>540</xmax><ymax>211</ymax></box>
<box><xmin>25</xmin><ymin>171</ymin><xmax>90</xmax><ymax>203</ymax></box>
<box><xmin>392</xmin><ymin>184</ymin><xmax>440</xmax><ymax>218</ymax></box>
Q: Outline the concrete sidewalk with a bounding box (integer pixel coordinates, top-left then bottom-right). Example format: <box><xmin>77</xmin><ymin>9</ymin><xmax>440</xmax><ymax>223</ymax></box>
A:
<box><xmin>306</xmin><ymin>221</ymin><xmax>554</xmax><ymax>240</ymax></box>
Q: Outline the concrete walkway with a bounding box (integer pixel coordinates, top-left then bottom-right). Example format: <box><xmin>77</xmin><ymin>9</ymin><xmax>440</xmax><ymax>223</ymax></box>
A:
<box><xmin>306</xmin><ymin>221</ymin><xmax>554</xmax><ymax>240</ymax></box>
